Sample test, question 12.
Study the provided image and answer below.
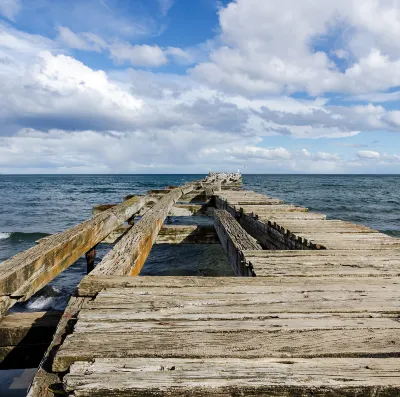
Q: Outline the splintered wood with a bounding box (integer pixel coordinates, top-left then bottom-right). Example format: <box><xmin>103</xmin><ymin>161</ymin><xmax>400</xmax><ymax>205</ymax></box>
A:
<box><xmin>22</xmin><ymin>176</ymin><xmax>400</xmax><ymax>395</ymax></box>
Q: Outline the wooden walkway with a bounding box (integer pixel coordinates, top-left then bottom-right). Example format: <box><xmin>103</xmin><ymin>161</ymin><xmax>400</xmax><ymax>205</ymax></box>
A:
<box><xmin>0</xmin><ymin>173</ymin><xmax>399</xmax><ymax>396</ymax></box>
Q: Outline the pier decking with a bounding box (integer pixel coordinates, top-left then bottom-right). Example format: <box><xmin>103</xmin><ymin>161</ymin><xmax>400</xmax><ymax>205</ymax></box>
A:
<box><xmin>0</xmin><ymin>173</ymin><xmax>399</xmax><ymax>396</ymax></box>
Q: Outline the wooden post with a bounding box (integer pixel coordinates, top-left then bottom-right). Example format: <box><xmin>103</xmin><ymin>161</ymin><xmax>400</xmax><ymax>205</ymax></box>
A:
<box><xmin>85</xmin><ymin>246</ymin><xmax>96</xmax><ymax>274</ymax></box>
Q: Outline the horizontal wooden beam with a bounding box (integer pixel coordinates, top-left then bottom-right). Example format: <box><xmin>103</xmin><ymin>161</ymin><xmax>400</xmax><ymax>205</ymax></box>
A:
<box><xmin>0</xmin><ymin>311</ymin><xmax>61</xmax><ymax>368</ymax></box>
<box><xmin>92</xmin><ymin>186</ymin><xmax>192</xmax><ymax>276</ymax></box>
<box><xmin>156</xmin><ymin>225</ymin><xmax>219</xmax><ymax>244</ymax></box>
<box><xmin>214</xmin><ymin>210</ymin><xmax>261</xmax><ymax>276</ymax></box>
<box><xmin>0</xmin><ymin>196</ymin><xmax>147</xmax><ymax>315</ymax></box>
<box><xmin>98</xmin><ymin>225</ymin><xmax>218</xmax><ymax>245</ymax></box>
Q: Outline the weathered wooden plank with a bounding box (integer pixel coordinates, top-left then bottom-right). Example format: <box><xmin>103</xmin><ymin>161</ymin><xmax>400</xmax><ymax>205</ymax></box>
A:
<box><xmin>214</xmin><ymin>210</ymin><xmax>261</xmax><ymax>276</ymax></box>
<box><xmin>0</xmin><ymin>311</ymin><xmax>61</xmax><ymax>347</ymax></box>
<box><xmin>0</xmin><ymin>344</ymin><xmax>52</xmax><ymax>369</ymax></box>
<box><xmin>64</xmin><ymin>357</ymin><xmax>400</xmax><ymax>397</ymax></box>
<box><xmin>54</xmin><ymin>327</ymin><xmax>400</xmax><ymax>372</ymax></box>
<box><xmin>179</xmin><ymin>191</ymin><xmax>207</xmax><ymax>203</ymax></box>
<box><xmin>77</xmin><ymin>275</ymin><xmax>400</xmax><ymax>297</ymax></box>
<box><xmin>73</xmin><ymin>315</ymin><xmax>400</xmax><ymax>333</ymax></box>
<box><xmin>215</xmin><ymin>197</ymin><xmax>308</xmax><ymax>214</ymax></box>
<box><xmin>168</xmin><ymin>204</ymin><xmax>207</xmax><ymax>216</ymax></box>
<box><xmin>100</xmin><ymin>225</ymin><xmax>218</xmax><ymax>244</ymax></box>
<box><xmin>0</xmin><ymin>196</ymin><xmax>147</xmax><ymax>314</ymax></box>
<box><xmin>156</xmin><ymin>225</ymin><xmax>219</xmax><ymax>244</ymax></box>
<box><xmin>82</xmin><ymin>290</ymin><xmax>400</xmax><ymax>314</ymax></box>
<box><xmin>92</xmin><ymin>187</ymin><xmax>190</xmax><ymax>276</ymax></box>
<box><xmin>269</xmin><ymin>220</ymin><xmax>377</xmax><ymax>233</ymax></box>
<box><xmin>27</xmin><ymin>297</ymin><xmax>87</xmax><ymax>397</ymax></box>
<box><xmin>244</xmin><ymin>250</ymin><xmax>400</xmax><ymax>277</ymax></box>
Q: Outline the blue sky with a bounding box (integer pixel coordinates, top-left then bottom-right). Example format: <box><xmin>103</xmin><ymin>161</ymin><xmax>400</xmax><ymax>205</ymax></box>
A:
<box><xmin>1</xmin><ymin>0</ymin><xmax>400</xmax><ymax>173</ymax></box>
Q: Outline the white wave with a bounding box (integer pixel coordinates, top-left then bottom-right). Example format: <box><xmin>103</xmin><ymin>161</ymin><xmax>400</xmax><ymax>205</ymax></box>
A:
<box><xmin>0</xmin><ymin>232</ymin><xmax>11</xmax><ymax>240</ymax></box>
<box><xmin>26</xmin><ymin>296</ymin><xmax>57</xmax><ymax>311</ymax></box>
<box><xmin>26</xmin><ymin>286</ymin><xmax>65</xmax><ymax>311</ymax></box>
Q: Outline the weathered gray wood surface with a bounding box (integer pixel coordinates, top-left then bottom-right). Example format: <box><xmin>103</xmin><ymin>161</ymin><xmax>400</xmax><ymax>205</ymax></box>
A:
<box><xmin>169</xmin><ymin>203</ymin><xmax>209</xmax><ymax>216</ymax></box>
<box><xmin>156</xmin><ymin>225</ymin><xmax>219</xmax><ymax>244</ymax></box>
<box><xmin>0</xmin><ymin>311</ymin><xmax>61</xmax><ymax>347</ymax></box>
<box><xmin>0</xmin><ymin>311</ymin><xmax>62</xmax><ymax>367</ymax></box>
<box><xmin>92</xmin><ymin>187</ymin><xmax>190</xmax><ymax>276</ymax></box>
<box><xmin>214</xmin><ymin>209</ymin><xmax>261</xmax><ymax>276</ymax></box>
<box><xmin>63</xmin><ymin>357</ymin><xmax>400</xmax><ymax>397</ymax></box>
<box><xmin>53</xmin><ymin>275</ymin><xmax>400</xmax><ymax>375</ymax></box>
<box><xmin>244</xmin><ymin>250</ymin><xmax>400</xmax><ymax>277</ymax></box>
<box><xmin>0</xmin><ymin>196</ymin><xmax>146</xmax><ymax>315</ymax></box>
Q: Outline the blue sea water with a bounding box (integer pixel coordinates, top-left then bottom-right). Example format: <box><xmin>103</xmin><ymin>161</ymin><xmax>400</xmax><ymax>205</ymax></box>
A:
<box><xmin>0</xmin><ymin>174</ymin><xmax>399</xmax><ymax>313</ymax></box>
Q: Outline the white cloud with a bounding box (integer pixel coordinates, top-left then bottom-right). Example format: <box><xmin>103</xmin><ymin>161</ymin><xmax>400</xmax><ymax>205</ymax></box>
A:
<box><xmin>2</xmin><ymin>10</ymin><xmax>400</xmax><ymax>173</ymax></box>
<box><xmin>57</xmin><ymin>27</ymin><xmax>168</xmax><ymax>67</ymax></box>
<box><xmin>108</xmin><ymin>42</ymin><xmax>167</xmax><ymax>67</ymax></box>
<box><xmin>192</xmin><ymin>0</ymin><xmax>400</xmax><ymax>96</ymax></box>
<box><xmin>57</xmin><ymin>27</ymin><xmax>107</xmax><ymax>52</ymax></box>
<box><xmin>0</xmin><ymin>0</ymin><xmax>21</xmax><ymax>21</ymax></box>
<box><xmin>313</xmin><ymin>152</ymin><xmax>341</xmax><ymax>161</ymax></box>
<box><xmin>357</xmin><ymin>150</ymin><xmax>381</xmax><ymax>159</ymax></box>
<box><xmin>165</xmin><ymin>47</ymin><xmax>194</xmax><ymax>65</ymax></box>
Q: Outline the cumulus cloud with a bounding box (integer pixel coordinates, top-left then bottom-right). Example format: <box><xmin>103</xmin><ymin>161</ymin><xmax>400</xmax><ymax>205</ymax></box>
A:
<box><xmin>357</xmin><ymin>150</ymin><xmax>381</xmax><ymax>159</ymax></box>
<box><xmin>2</xmin><ymin>2</ymin><xmax>400</xmax><ymax>173</ymax></box>
<box><xmin>108</xmin><ymin>42</ymin><xmax>167</xmax><ymax>67</ymax></box>
<box><xmin>192</xmin><ymin>0</ymin><xmax>400</xmax><ymax>96</ymax></box>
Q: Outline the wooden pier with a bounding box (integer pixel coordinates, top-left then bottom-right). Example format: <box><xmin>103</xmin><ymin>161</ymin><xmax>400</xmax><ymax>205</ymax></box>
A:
<box><xmin>0</xmin><ymin>173</ymin><xmax>399</xmax><ymax>396</ymax></box>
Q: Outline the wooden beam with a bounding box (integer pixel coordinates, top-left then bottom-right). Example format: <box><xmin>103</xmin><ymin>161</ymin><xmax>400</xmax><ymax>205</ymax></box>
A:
<box><xmin>214</xmin><ymin>209</ymin><xmax>261</xmax><ymax>276</ymax></box>
<box><xmin>92</xmin><ymin>186</ymin><xmax>192</xmax><ymax>276</ymax></box>
<box><xmin>0</xmin><ymin>196</ymin><xmax>147</xmax><ymax>315</ymax></box>
<box><xmin>0</xmin><ymin>311</ymin><xmax>62</xmax><ymax>368</ymax></box>
<box><xmin>100</xmin><ymin>225</ymin><xmax>219</xmax><ymax>245</ymax></box>
<box><xmin>156</xmin><ymin>225</ymin><xmax>219</xmax><ymax>244</ymax></box>
<box><xmin>169</xmin><ymin>203</ymin><xmax>210</xmax><ymax>216</ymax></box>
<box><xmin>0</xmin><ymin>311</ymin><xmax>61</xmax><ymax>347</ymax></box>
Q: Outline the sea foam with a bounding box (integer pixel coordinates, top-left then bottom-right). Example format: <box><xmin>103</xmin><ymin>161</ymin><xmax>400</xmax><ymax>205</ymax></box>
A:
<box><xmin>0</xmin><ymin>232</ymin><xmax>11</xmax><ymax>240</ymax></box>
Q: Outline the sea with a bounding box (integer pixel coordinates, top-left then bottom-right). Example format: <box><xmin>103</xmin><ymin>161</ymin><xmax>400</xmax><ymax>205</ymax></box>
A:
<box><xmin>1</xmin><ymin>174</ymin><xmax>400</xmax><ymax>394</ymax></box>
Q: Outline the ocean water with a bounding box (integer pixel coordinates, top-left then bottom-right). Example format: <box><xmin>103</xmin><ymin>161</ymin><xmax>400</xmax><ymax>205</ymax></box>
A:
<box><xmin>0</xmin><ymin>174</ymin><xmax>399</xmax><ymax>313</ymax></box>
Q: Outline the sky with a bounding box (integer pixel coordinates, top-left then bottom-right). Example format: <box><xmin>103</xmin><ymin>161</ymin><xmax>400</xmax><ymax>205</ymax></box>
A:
<box><xmin>1</xmin><ymin>0</ymin><xmax>400</xmax><ymax>174</ymax></box>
